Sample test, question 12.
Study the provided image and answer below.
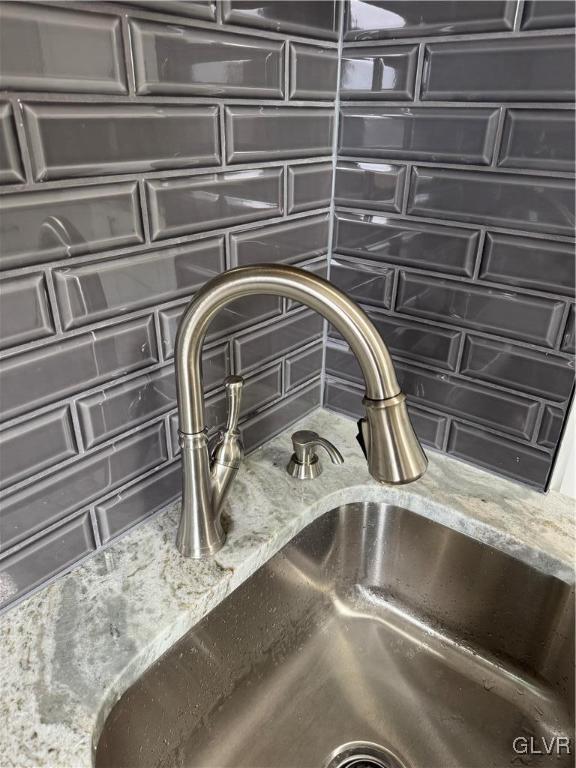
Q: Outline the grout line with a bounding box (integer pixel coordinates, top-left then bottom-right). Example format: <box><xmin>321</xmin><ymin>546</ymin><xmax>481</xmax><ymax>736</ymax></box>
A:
<box><xmin>164</xmin><ymin>413</ymin><xmax>173</xmax><ymax>458</ymax></box>
<box><xmin>43</xmin><ymin>269</ymin><xmax>63</xmax><ymax>335</ymax></box>
<box><xmin>69</xmin><ymin>399</ymin><xmax>86</xmax><ymax>454</ymax></box>
<box><xmin>340</xmin><ymin>25</ymin><xmax>574</xmax><ymax>47</ymax></box>
<box><xmin>490</xmin><ymin>107</ymin><xmax>507</xmax><ymax>167</ymax></box>
<box><xmin>284</xmin><ymin>39</ymin><xmax>291</xmax><ymax>100</ymax></box>
<box><xmin>472</xmin><ymin>230</ymin><xmax>487</xmax><ymax>280</ymax></box>
<box><xmin>513</xmin><ymin>0</ymin><xmax>527</xmax><ymax>32</ymax></box>
<box><xmin>400</xmin><ymin>164</ymin><xmax>412</xmax><ymax>214</ymax></box>
<box><xmin>218</xmin><ymin>104</ymin><xmax>228</xmax><ymax>165</ymax></box>
<box><xmin>121</xmin><ymin>14</ymin><xmax>137</xmax><ymax>96</ymax></box>
<box><xmin>283</xmin><ymin>162</ymin><xmax>289</xmax><ymax>216</ymax></box>
<box><xmin>137</xmin><ymin>178</ymin><xmax>152</xmax><ymax>243</ymax></box>
<box><xmin>89</xmin><ymin>507</ymin><xmax>102</xmax><ymax>549</ymax></box>
<box><xmin>413</xmin><ymin>43</ymin><xmax>426</xmax><ymax>102</ymax></box>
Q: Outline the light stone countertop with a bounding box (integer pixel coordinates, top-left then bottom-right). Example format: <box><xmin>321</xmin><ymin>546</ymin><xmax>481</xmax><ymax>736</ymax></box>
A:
<box><xmin>0</xmin><ymin>408</ymin><xmax>574</xmax><ymax>768</ymax></box>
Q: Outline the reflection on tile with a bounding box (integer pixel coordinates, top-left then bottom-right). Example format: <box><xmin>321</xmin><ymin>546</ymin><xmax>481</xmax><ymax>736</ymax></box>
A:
<box><xmin>0</xmin><ymin>103</ymin><xmax>24</xmax><ymax>184</ymax></box>
<box><xmin>561</xmin><ymin>305</ymin><xmax>575</xmax><ymax>353</ymax></box>
<box><xmin>522</xmin><ymin>0</ymin><xmax>576</xmax><ymax>30</ymax></box>
<box><xmin>0</xmin><ymin>273</ymin><xmax>54</xmax><ymax>350</ymax></box>
<box><xmin>0</xmin><ymin>182</ymin><xmax>144</xmax><ymax>270</ymax></box>
<box><xmin>240</xmin><ymin>380</ymin><xmax>321</xmax><ymax>452</ymax></box>
<box><xmin>24</xmin><ymin>104</ymin><xmax>221</xmax><ymax>180</ymax></box>
<box><xmin>340</xmin><ymin>107</ymin><xmax>499</xmax><ymax>165</ymax></box>
<box><xmin>408</xmin><ymin>167</ymin><xmax>575</xmax><ymax>236</ymax></box>
<box><xmin>0</xmin><ymin>407</ymin><xmax>77</xmax><ymax>490</ymax></box>
<box><xmin>396</xmin><ymin>271</ymin><xmax>566</xmax><ymax>348</ymax></box>
<box><xmin>335</xmin><ymin>213</ymin><xmax>478</xmax><ymax>277</ymax></box>
<box><xmin>344</xmin><ymin>0</ymin><xmax>515</xmax><ymax>39</ymax></box>
<box><xmin>222</xmin><ymin>1</ymin><xmax>339</xmax><ymax>39</ymax></box>
<box><xmin>0</xmin><ymin>317</ymin><xmax>157</xmax><ymax>420</ymax></box>
<box><xmin>231</xmin><ymin>215</ymin><xmax>329</xmax><ymax>265</ymax></box>
<box><xmin>422</xmin><ymin>35</ymin><xmax>575</xmax><ymax>102</ymax></box>
<box><xmin>53</xmin><ymin>238</ymin><xmax>224</xmax><ymax>329</ymax></box>
<box><xmin>225</xmin><ymin>107</ymin><xmax>333</xmax><ymax>163</ymax></box>
<box><xmin>235</xmin><ymin>310</ymin><xmax>323</xmax><ymax>372</ymax></box>
<box><xmin>0</xmin><ymin>423</ymin><xmax>167</xmax><ymax>552</ymax></box>
<box><xmin>537</xmin><ymin>406</ymin><xmax>565</xmax><ymax>449</ymax></box>
<box><xmin>96</xmin><ymin>462</ymin><xmax>181</xmax><ymax>545</ymax></box>
<box><xmin>340</xmin><ymin>46</ymin><xmax>417</xmax><ymax>100</ymax></box>
<box><xmin>447</xmin><ymin>422</ymin><xmax>551</xmax><ymax>488</ymax></box>
<box><xmin>125</xmin><ymin>1</ymin><xmax>216</xmax><ymax>19</ymax></box>
<box><xmin>330</xmin><ymin>256</ymin><xmax>393</xmax><ymax>309</ymax></box>
<box><xmin>130</xmin><ymin>20</ymin><xmax>284</xmax><ymax>97</ymax></box>
<box><xmin>0</xmin><ymin>512</ymin><xmax>95</xmax><ymax>610</ymax></box>
<box><xmin>461</xmin><ymin>336</ymin><xmax>574</xmax><ymax>402</ymax></box>
<box><xmin>146</xmin><ymin>168</ymin><xmax>283</xmax><ymax>240</ymax></box>
<box><xmin>335</xmin><ymin>161</ymin><xmax>405</xmax><ymax>212</ymax></box>
<box><xmin>498</xmin><ymin>109</ymin><xmax>575</xmax><ymax>173</ymax></box>
<box><xmin>480</xmin><ymin>233</ymin><xmax>575</xmax><ymax>298</ymax></box>
<box><xmin>289</xmin><ymin>43</ymin><xmax>338</xmax><ymax>99</ymax></box>
<box><xmin>0</xmin><ymin>3</ymin><xmax>127</xmax><ymax>93</ymax></box>
<box><xmin>288</xmin><ymin>163</ymin><xmax>332</xmax><ymax>214</ymax></box>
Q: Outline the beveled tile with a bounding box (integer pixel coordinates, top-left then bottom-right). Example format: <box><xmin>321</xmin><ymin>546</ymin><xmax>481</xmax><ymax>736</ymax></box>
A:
<box><xmin>344</xmin><ymin>0</ymin><xmax>515</xmax><ymax>40</ymax></box>
<box><xmin>0</xmin><ymin>182</ymin><xmax>144</xmax><ymax>271</ymax></box>
<box><xmin>96</xmin><ymin>462</ymin><xmax>181</xmax><ymax>545</ymax></box>
<box><xmin>24</xmin><ymin>104</ymin><xmax>221</xmax><ymax>181</ymax></box>
<box><xmin>522</xmin><ymin>0</ymin><xmax>576</xmax><ymax>30</ymax></box>
<box><xmin>0</xmin><ymin>512</ymin><xmax>96</xmax><ymax>610</ymax></box>
<box><xmin>285</xmin><ymin>342</ymin><xmax>324</xmax><ymax>390</ymax></box>
<box><xmin>328</xmin><ymin>306</ymin><xmax>461</xmax><ymax>371</ymax></box>
<box><xmin>422</xmin><ymin>35</ymin><xmax>575</xmax><ymax>102</ymax></box>
<box><xmin>125</xmin><ymin>1</ymin><xmax>216</xmax><ymax>19</ymax></box>
<box><xmin>339</xmin><ymin>107</ymin><xmax>499</xmax><ymax>165</ymax></box>
<box><xmin>146</xmin><ymin>168</ymin><xmax>283</xmax><ymax>241</ymax></box>
<box><xmin>222</xmin><ymin>1</ymin><xmax>339</xmax><ymax>40</ymax></box>
<box><xmin>396</xmin><ymin>271</ymin><xmax>566</xmax><ymax>348</ymax></box>
<box><xmin>225</xmin><ymin>107</ymin><xmax>333</xmax><ymax>163</ymax></box>
<box><xmin>235</xmin><ymin>310</ymin><xmax>323</xmax><ymax>372</ymax></box>
<box><xmin>335</xmin><ymin>213</ymin><xmax>478</xmax><ymax>277</ymax></box>
<box><xmin>480</xmin><ymin>233</ymin><xmax>575</xmax><ymax>298</ymax></box>
<box><xmin>0</xmin><ymin>273</ymin><xmax>54</xmax><ymax>350</ymax></box>
<box><xmin>561</xmin><ymin>305</ymin><xmax>575</xmax><ymax>353</ymax></box>
<box><xmin>498</xmin><ymin>110</ymin><xmax>575</xmax><ymax>173</ymax></box>
<box><xmin>335</xmin><ymin>162</ymin><xmax>405</xmax><ymax>212</ymax></box>
<box><xmin>288</xmin><ymin>163</ymin><xmax>332</xmax><ymax>214</ymax></box>
<box><xmin>130</xmin><ymin>20</ymin><xmax>285</xmax><ymax>97</ymax></box>
<box><xmin>447</xmin><ymin>422</ymin><xmax>551</xmax><ymax>489</ymax></box>
<box><xmin>159</xmin><ymin>295</ymin><xmax>282</xmax><ymax>359</ymax></box>
<box><xmin>0</xmin><ymin>3</ymin><xmax>127</xmax><ymax>93</ymax></box>
<box><xmin>0</xmin><ymin>317</ymin><xmax>157</xmax><ymax>420</ymax></box>
<box><xmin>0</xmin><ymin>103</ymin><xmax>24</xmax><ymax>184</ymax></box>
<box><xmin>0</xmin><ymin>423</ymin><xmax>167</xmax><ymax>552</ymax></box>
<box><xmin>240</xmin><ymin>380</ymin><xmax>321</xmax><ymax>452</ymax></box>
<box><xmin>408</xmin><ymin>167</ymin><xmax>575</xmax><ymax>236</ymax></box>
<box><xmin>289</xmin><ymin>43</ymin><xmax>338</xmax><ymax>100</ymax></box>
<box><xmin>0</xmin><ymin>406</ymin><xmax>77</xmax><ymax>490</ymax></box>
<box><xmin>230</xmin><ymin>215</ymin><xmax>330</xmax><ymax>266</ymax></box>
<box><xmin>537</xmin><ymin>406</ymin><xmax>565</xmax><ymax>450</ymax></box>
<box><xmin>461</xmin><ymin>336</ymin><xmax>574</xmax><ymax>403</ymax></box>
<box><xmin>53</xmin><ymin>238</ymin><xmax>224</xmax><ymax>330</ymax></box>
<box><xmin>330</xmin><ymin>255</ymin><xmax>394</xmax><ymax>309</ymax></box>
<box><xmin>340</xmin><ymin>46</ymin><xmax>417</xmax><ymax>100</ymax></box>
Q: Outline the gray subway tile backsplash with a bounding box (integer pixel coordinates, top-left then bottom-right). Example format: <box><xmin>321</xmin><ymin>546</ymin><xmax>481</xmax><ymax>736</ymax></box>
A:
<box><xmin>408</xmin><ymin>167</ymin><xmax>575</xmax><ymax>236</ymax></box>
<box><xmin>53</xmin><ymin>238</ymin><xmax>224</xmax><ymax>329</ymax></box>
<box><xmin>339</xmin><ymin>107</ymin><xmax>499</xmax><ymax>165</ymax></box>
<box><xmin>0</xmin><ymin>182</ymin><xmax>144</xmax><ymax>270</ymax></box>
<box><xmin>146</xmin><ymin>168</ymin><xmax>283</xmax><ymax>240</ymax></box>
<box><xmin>225</xmin><ymin>107</ymin><xmax>334</xmax><ymax>163</ymax></box>
<box><xmin>0</xmin><ymin>3</ymin><xmax>128</xmax><ymax>94</ymax></box>
<box><xmin>340</xmin><ymin>45</ymin><xmax>418</xmax><ymax>101</ymax></box>
<box><xmin>422</xmin><ymin>35</ymin><xmax>575</xmax><ymax>102</ymax></box>
<box><xmin>344</xmin><ymin>1</ymin><xmax>516</xmax><ymax>40</ymax></box>
<box><xmin>24</xmin><ymin>104</ymin><xmax>221</xmax><ymax>181</ymax></box>
<box><xmin>0</xmin><ymin>0</ymin><xmax>574</xmax><ymax>611</ymax></box>
<box><xmin>0</xmin><ymin>102</ymin><xmax>24</xmax><ymax>184</ymax></box>
<box><xmin>130</xmin><ymin>20</ymin><xmax>285</xmax><ymax>97</ymax></box>
<box><xmin>0</xmin><ymin>273</ymin><xmax>54</xmax><ymax>350</ymax></box>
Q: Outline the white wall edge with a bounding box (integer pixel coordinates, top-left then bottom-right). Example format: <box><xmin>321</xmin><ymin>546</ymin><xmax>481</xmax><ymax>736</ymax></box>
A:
<box><xmin>550</xmin><ymin>397</ymin><xmax>576</xmax><ymax>500</ymax></box>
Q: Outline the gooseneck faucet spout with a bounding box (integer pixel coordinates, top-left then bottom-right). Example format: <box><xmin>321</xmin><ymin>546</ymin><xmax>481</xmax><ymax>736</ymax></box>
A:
<box><xmin>175</xmin><ymin>264</ymin><xmax>427</xmax><ymax>558</ymax></box>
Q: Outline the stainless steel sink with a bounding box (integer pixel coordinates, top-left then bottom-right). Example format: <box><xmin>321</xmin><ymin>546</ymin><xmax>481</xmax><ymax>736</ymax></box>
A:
<box><xmin>96</xmin><ymin>504</ymin><xmax>574</xmax><ymax>768</ymax></box>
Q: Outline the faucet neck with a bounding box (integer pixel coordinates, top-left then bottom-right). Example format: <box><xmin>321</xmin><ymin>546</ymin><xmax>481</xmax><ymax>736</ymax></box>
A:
<box><xmin>175</xmin><ymin>264</ymin><xmax>400</xmax><ymax>435</ymax></box>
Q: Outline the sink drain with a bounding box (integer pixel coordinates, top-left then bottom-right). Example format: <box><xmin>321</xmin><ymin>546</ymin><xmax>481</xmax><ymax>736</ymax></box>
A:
<box><xmin>325</xmin><ymin>741</ymin><xmax>407</xmax><ymax>768</ymax></box>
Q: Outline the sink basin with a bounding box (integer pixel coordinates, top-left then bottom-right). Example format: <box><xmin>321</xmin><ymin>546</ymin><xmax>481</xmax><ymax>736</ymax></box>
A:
<box><xmin>96</xmin><ymin>503</ymin><xmax>574</xmax><ymax>768</ymax></box>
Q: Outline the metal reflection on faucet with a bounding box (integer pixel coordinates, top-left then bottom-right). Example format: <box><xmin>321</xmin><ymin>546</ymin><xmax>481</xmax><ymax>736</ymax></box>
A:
<box><xmin>174</xmin><ymin>264</ymin><xmax>427</xmax><ymax>558</ymax></box>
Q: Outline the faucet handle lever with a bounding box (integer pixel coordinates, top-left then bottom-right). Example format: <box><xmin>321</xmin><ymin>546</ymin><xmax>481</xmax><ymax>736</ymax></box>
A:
<box><xmin>224</xmin><ymin>375</ymin><xmax>244</xmax><ymax>433</ymax></box>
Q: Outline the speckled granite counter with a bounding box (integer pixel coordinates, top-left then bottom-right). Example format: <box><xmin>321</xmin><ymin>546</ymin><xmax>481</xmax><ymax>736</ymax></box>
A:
<box><xmin>1</xmin><ymin>409</ymin><xmax>574</xmax><ymax>768</ymax></box>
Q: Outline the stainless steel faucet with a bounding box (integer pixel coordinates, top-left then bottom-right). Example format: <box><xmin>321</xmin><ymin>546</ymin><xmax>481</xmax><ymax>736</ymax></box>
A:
<box><xmin>174</xmin><ymin>264</ymin><xmax>427</xmax><ymax>558</ymax></box>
